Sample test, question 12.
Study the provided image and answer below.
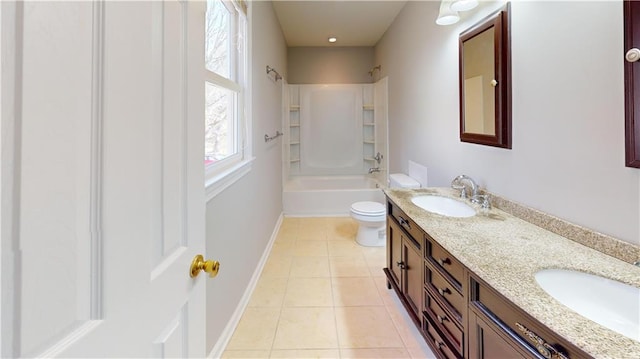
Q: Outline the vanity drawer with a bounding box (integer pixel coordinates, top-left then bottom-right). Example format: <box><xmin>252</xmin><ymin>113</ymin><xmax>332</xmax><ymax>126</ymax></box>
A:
<box><xmin>424</xmin><ymin>289</ymin><xmax>463</xmax><ymax>356</ymax></box>
<box><xmin>423</xmin><ymin>314</ymin><xmax>462</xmax><ymax>359</ymax></box>
<box><xmin>470</xmin><ymin>276</ymin><xmax>588</xmax><ymax>359</ymax></box>
<box><xmin>425</xmin><ymin>264</ymin><xmax>464</xmax><ymax>321</ymax></box>
<box><xmin>426</xmin><ymin>234</ymin><xmax>464</xmax><ymax>288</ymax></box>
<box><xmin>389</xmin><ymin>201</ymin><xmax>425</xmax><ymax>244</ymax></box>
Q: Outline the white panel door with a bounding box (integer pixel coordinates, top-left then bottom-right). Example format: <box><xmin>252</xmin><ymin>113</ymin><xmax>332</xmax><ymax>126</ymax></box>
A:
<box><xmin>1</xmin><ymin>1</ymin><xmax>208</xmax><ymax>357</ymax></box>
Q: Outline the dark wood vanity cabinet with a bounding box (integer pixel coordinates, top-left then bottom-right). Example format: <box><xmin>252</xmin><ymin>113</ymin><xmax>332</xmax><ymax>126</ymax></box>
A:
<box><xmin>468</xmin><ymin>311</ymin><xmax>532</xmax><ymax>359</ymax></box>
<box><xmin>384</xmin><ymin>198</ymin><xmax>593</xmax><ymax>359</ymax></box>
<box><xmin>386</xmin><ymin>199</ymin><xmax>464</xmax><ymax>359</ymax></box>
<box><xmin>422</xmin><ymin>233</ymin><xmax>466</xmax><ymax>359</ymax></box>
<box><xmin>386</xmin><ymin>205</ymin><xmax>424</xmax><ymax>320</ymax></box>
<box><xmin>469</xmin><ymin>276</ymin><xmax>590</xmax><ymax>359</ymax></box>
<box><xmin>387</xmin><ymin>218</ymin><xmax>403</xmax><ymax>289</ymax></box>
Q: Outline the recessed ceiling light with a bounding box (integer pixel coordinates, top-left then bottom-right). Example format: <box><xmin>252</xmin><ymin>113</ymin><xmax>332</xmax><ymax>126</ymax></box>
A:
<box><xmin>328</xmin><ymin>37</ymin><xmax>337</xmax><ymax>43</ymax></box>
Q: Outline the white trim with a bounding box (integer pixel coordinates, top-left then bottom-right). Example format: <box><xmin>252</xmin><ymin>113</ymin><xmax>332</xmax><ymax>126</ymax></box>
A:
<box><xmin>205</xmin><ymin>157</ymin><xmax>254</xmax><ymax>202</ymax></box>
<box><xmin>207</xmin><ymin>213</ymin><xmax>283</xmax><ymax>359</ymax></box>
<box><xmin>0</xmin><ymin>3</ymin><xmax>4</xmax><ymax>357</ymax></box>
<box><xmin>205</xmin><ymin>71</ymin><xmax>241</xmax><ymax>92</ymax></box>
<box><xmin>1</xmin><ymin>2</ymin><xmax>19</xmax><ymax>356</ymax></box>
<box><xmin>35</xmin><ymin>320</ymin><xmax>103</xmax><ymax>358</ymax></box>
<box><xmin>204</xmin><ymin>0</ymin><xmax>251</xmax><ymax>188</ymax></box>
<box><xmin>89</xmin><ymin>0</ymin><xmax>104</xmax><ymax>320</ymax></box>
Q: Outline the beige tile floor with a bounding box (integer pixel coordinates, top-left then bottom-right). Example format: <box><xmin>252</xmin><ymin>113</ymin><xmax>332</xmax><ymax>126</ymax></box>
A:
<box><xmin>222</xmin><ymin>217</ymin><xmax>436</xmax><ymax>359</ymax></box>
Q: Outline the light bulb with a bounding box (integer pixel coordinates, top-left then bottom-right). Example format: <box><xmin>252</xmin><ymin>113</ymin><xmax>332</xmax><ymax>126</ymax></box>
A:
<box><xmin>450</xmin><ymin>0</ymin><xmax>478</xmax><ymax>12</ymax></box>
<box><xmin>436</xmin><ymin>1</ymin><xmax>460</xmax><ymax>26</ymax></box>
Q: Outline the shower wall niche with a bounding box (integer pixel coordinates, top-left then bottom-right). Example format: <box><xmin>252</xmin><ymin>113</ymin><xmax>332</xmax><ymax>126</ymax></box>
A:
<box><xmin>283</xmin><ymin>81</ymin><xmax>388</xmax><ymax>179</ymax></box>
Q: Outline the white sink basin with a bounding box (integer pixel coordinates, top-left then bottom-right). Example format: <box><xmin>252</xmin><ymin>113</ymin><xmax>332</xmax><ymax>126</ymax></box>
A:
<box><xmin>411</xmin><ymin>195</ymin><xmax>475</xmax><ymax>218</ymax></box>
<box><xmin>535</xmin><ymin>269</ymin><xmax>640</xmax><ymax>342</ymax></box>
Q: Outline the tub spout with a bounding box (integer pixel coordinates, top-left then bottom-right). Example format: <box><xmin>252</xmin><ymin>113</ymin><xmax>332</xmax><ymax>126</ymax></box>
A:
<box><xmin>368</xmin><ymin>167</ymin><xmax>381</xmax><ymax>174</ymax></box>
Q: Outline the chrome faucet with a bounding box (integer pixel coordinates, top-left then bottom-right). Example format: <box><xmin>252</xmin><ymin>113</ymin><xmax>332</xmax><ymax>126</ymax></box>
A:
<box><xmin>471</xmin><ymin>194</ymin><xmax>492</xmax><ymax>210</ymax></box>
<box><xmin>451</xmin><ymin>174</ymin><xmax>479</xmax><ymax>198</ymax></box>
<box><xmin>368</xmin><ymin>167</ymin><xmax>381</xmax><ymax>174</ymax></box>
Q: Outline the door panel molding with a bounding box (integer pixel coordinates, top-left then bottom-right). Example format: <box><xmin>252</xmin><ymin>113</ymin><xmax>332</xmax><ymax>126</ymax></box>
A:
<box><xmin>153</xmin><ymin>304</ymin><xmax>188</xmax><ymax>358</ymax></box>
<box><xmin>2</xmin><ymin>2</ymin><xmax>106</xmax><ymax>356</ymax></box>
<box><xmin>151</xmin><ymin>0</ymin><xmax>189</xmax><ymax>272</ymax></box>
<box><xmin>89</xmin><ymin>0</ymin><xmax>105</xmax><ymax>322</ymax></box>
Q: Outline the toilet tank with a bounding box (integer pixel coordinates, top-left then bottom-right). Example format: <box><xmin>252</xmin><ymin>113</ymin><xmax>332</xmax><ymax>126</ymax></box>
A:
<box><xmin>389</xmin><ymin>173</ymin><xmax>421</xmax><ymax>189</ymax></box>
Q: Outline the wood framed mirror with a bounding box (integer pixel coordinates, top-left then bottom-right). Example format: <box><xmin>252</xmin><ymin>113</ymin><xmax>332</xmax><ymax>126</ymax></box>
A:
<box><xmin>625</xmin><ymin>0</ymin><xmax>640</xmax><ymax>168</ymax></box>
<box><xmin>459</xmin><ymin>4</ymin><xmax>511</xmax><ymax>149</ymax></box>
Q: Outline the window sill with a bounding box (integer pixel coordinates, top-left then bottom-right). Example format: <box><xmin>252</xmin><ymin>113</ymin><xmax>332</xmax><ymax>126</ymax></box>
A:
<box><xmin>205</xmin><ymin>157</ymin><xmax>255</xmax><ymax>202</ymax></box>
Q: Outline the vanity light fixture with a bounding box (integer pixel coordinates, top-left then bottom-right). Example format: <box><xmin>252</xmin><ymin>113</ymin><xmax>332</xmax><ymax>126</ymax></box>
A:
<box><xmin>436</xmin><ymin>0</ymin><xmax>460</xmax><ymax>26</ymax></box>
<box><xmin>451</xmin><ymin>0</ymin><xmax>479</xmax><ymax>12</ymax></box>
<box><xmin>328</xmin><ymin>36</ymin><xmax>337</xmax><ymax>43</ymax></box>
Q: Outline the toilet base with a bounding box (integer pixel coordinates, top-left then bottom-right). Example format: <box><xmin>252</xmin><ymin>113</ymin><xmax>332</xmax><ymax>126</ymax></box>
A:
<box><xmin>355</xmin><ymin>224</ymin><xmax>386</xmax><ymax>247</ymax></box>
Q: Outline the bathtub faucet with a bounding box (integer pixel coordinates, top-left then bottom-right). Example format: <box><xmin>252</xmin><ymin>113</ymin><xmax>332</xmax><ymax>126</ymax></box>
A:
<box><xmin>368</xmin><ymin>167</ymin><xmax>381</xmax><ymax>174</ymax></box>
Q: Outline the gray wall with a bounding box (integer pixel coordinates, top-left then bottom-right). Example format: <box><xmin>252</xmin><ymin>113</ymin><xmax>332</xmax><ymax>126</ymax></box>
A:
<box><xmin>287</xmin><ymin>46</ymin><xmax>375</xmax><ymax>84</ymax></box>
<box><xmin>206</xmin><ymin>1</ymin><xmax>287</xmax><ymax>352</ymax></box>
<box><xmin>375</xmin><ymin>1</ymin><xmax>640</xmax><ymax>245</ymax></box>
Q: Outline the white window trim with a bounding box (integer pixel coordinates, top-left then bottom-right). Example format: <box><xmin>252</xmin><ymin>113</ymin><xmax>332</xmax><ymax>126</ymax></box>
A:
<box><xmin>205</xmin><ymin>156</ymin><xmax>255</xmax><ymax>202</ymax></box>
<box><xmin>204</xmin><ymin>0</ymin><xmax>252</xmax><ymax>201</ymax></box>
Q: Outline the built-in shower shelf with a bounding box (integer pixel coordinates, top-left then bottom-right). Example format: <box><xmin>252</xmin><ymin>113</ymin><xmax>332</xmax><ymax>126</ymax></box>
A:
<box><xmin>364</xmin><ymin>139</ymin><xmax>375</xmax><ymax>144</ymax></box>
<box><xmin>289</xmin><ymin>124</ymin><xmax>300</xmax><ymax>127</ymax></box>
<box><xmin>290</xmin><ymin>141</ymin><xmax>300</xmax><ymax>145</ymax></box>
<box><xmin>363</xmin><ymin>123</ymin><xmax>375</xmax><ymax>127</ymax></box>
<box><xmin>363</xmin><ymin>104</ymin><xmax>374</xmax><ymax>110</ymax></box>
<box><xmin>290</xmin><ymin>159</ymin><xmax>300</xmax><ymax>163</ymax></box>
<box><xmin>290</xmin><ymin>105</ymin><xmax>300</xmax><ymax>111</ymax></box>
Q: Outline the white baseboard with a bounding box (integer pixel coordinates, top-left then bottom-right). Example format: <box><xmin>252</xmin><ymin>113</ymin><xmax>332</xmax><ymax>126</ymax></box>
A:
<box><xmin>207</xmin><ymin>213</ymin><xmax>284</xmax><ymax>359</ymax></box>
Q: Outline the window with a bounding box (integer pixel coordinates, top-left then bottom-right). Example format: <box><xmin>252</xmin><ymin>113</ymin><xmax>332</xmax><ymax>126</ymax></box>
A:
<box><xmin>204</xmin><ymin>0</ymin><xmax>251</xmax><ymax>197</ymax></box>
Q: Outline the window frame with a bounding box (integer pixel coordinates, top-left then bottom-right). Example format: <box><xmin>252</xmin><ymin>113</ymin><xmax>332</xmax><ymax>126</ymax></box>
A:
<box><xmin>204</xmin><ymin>0</ymin><xmax>253</xmax><ymax>200</ymax></box>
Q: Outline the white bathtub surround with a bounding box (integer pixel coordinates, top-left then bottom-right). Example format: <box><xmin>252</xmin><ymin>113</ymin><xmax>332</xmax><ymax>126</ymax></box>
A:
<box><xmin>300</xmin><ymin>85</ymin><xmax>364</xmax><ymax>175</ymax></box>
<box><xmin>284</xmin><ymin>81</ymin><xmax>389</xmax><ymax>178</ymax></box>
<box><xmin>282</xmin><ymin>81</ymin><xmax>389</xmax><ymax>217</ymax></box>
<box><xmin>283</xmin><ymin>175</ymin><xmax>385</xmax><ymax>216</ymax></box>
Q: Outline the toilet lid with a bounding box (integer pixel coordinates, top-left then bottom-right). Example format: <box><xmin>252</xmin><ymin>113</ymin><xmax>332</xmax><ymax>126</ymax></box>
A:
<box><xmin>351</xmin><ymin>201</ymin><xmax>386</xmax><ymax>216</ymax></box>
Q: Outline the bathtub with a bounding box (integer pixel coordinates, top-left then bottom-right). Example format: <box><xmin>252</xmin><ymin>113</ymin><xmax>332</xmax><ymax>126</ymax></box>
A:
<box><xmin>283</xmin><ymin>175</ymin><xmax>386</xmax><ymax>216</ymax></box>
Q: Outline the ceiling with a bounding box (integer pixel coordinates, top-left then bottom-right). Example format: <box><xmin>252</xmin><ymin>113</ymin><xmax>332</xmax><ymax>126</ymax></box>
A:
<box><xmin>271</xmin><ymin>1</ymin><xmax>409</xmax><ymax>47</ymax></box>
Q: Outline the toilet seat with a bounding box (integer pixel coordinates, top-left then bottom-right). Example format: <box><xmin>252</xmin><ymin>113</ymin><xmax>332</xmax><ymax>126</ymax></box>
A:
<box><xmin>350</xmin><ymin>201</ymin><xmax>385</xmax><ymax>216</ymax></box>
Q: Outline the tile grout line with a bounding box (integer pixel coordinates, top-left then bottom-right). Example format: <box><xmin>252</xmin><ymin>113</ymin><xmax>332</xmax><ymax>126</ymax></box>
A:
<box><xmin>267</xmin><ymin>219</ymin><xmax>297</xmax><ymax>357</ymax></box>
<box><xmin>228</xmin><ymin>217</ymin><xmax>428</xmax><ymax>358</ymax></box>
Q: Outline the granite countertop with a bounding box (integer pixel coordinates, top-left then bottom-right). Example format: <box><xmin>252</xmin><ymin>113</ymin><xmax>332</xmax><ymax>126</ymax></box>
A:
<box><xmin>383</xmin><ymin>187</ymin><xmax>640</xmax><ymax>359</ymax></box>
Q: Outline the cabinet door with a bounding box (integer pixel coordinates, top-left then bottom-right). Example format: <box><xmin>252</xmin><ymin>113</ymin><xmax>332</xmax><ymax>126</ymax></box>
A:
<box><xmin>403</xmin><ymin>238</ymin><xmax>423</xmax><ymax>318</ymax></box>
<box><xmin>469</xmin><ymin>312</ymin><xmax>532</xmax><ymax>359</ymax></box>
<box><xmin>387</xmin><ymin>217</ymin><xmax>403</xmax><ymax>287</ymax></box>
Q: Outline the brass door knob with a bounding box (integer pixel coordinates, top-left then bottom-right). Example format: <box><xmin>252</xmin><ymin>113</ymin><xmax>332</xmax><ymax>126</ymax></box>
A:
<box><xmin>190</xmin><ymin>254</ymin><xmax>220</xmax><ymax>278</ymax></box>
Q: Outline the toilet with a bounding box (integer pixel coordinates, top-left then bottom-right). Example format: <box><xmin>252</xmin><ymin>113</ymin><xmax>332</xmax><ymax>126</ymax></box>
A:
<box><xmin>350</xmin><ymin>173</ymin><xmax>421</xmax><ymax>246</ymax></box>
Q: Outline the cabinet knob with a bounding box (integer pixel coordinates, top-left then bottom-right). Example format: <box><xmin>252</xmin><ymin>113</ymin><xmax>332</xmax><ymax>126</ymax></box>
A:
<box><xmin>396</xmin><ymin>261</ymin><xmax>406</xmax><ymax>269</ymax></box>
<box><xmin>438</xmin><ymin>257</ymin><xmax>451</xmax><ymax>266</ymax></box>
<box><xmin>437</xmin><ymin>287</ymin><xmax>451</xmax><ymax>297</ymax></box>
<box><xmin>398</xmin><ymin>216</ymin><xmax>411</xmax><ymax>229</ymax></box>
<box><xmin>437</xmin><ymin>315</ymin><xmax>449</xmax><ymax>324</ymax></box>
